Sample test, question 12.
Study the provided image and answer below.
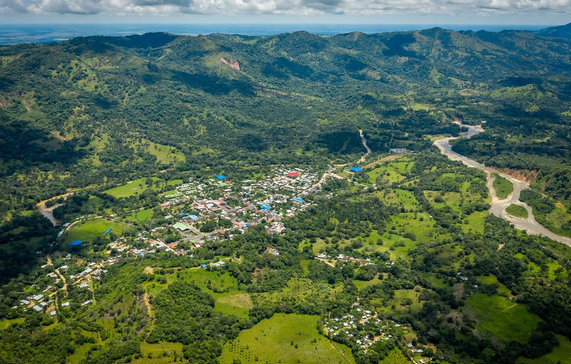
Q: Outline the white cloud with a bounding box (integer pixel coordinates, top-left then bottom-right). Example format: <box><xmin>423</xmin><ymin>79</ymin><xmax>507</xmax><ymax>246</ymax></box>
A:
<box><xmin>0</xmin><ymin>0</ymin><xmax>569</xmax><ymax>15</ymax></box>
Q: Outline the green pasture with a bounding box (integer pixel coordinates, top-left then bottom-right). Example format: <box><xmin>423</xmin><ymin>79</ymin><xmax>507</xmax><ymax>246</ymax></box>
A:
<box><xmin>464</xmin><ymin>294</ymin><xmax>541</xmax><ymax>343</ymax></box>
<box><xmin>219</xmin><ymin>313</ymin><xmax>356</xmax><ymax>364</ymax></box>
<box><xmin>62</xmin><ymin>218</ymin><xmax>125</xmax><ymax>247</ymax></box>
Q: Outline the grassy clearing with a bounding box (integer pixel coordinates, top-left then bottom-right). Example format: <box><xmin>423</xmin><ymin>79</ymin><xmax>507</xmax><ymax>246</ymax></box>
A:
<box><xmin>506</xmin><ymin>204</ymin><xmax>529</xmax><ymax>218</ymax></box>
<box><xmin>0</xmin><ymin>317</ymin><xmax>24</xmax><ymax>330</ymax></box>
<box><xmin>378</xmin><ymin>348</ymin><xmax>411</xmax><ymax>364</ymax></box>
<box><xmin>364</xmin><ymin>154</ymin><xmax>403</xmax><ymax>169</ymax></box>
<box><xmin>493</xmin><ymin>174</ymin><xmax>514</xmax><ymax>199</ymax></box>
<box><xmin>130</xmin><ymin>342</ymin><xmax>184</xmax><ymax>364</ymax></box>
<box><xmin>145</xmin><ymin>140</ymin><xmax>186</xmax><ymax>165</ymax></box>
<box><xmin>547</xmin><ymin>262</ymin><xmax>568</xmax><ymax>280</ymax></box>
<box><xmin>462</xmin><ymin>210</ymin><xmax>488</xmax><ymax>234</ymax></box>
<box><xmin>104</xmin><ymin>177</ymin><xmax>162</xmax><ymax>198</ymax></box>
<box><xmin>464</xmin><ymin>294</ymin><xmax>541</xmax><ymax>343</ymax></box>
<box><xmin>476</xmin><ymin>276</ymin><xmax>512</xmax><ymax>296</ymax></box>
<box><xmin>219</xmin><ymin>313</ymin><xmax>355</xmax><ymax>364</ymax></box>
<box><xmin>215</xmin><ymin>293</ymin><xmax>254</xmax><ymax>318</ymax></box>
<box><xmin>62</xmin><ymin>218</ymin><xmax>125</xmax><ymax>247</ymax></box>
<box><xmin>354</xmin><ymin>277</ymin><xmax>382</xmax><ymax>290</ymax></box>
<box><xmin>377</xmin><ymin>189</ymin><xmax>420</xmax><ymax>211</ymax></box>
<box><xmin>517</xmin><ymin>335</ymin><xmax>571</xmax><ymax>364</ymax></box>
<box><xmin>129</xmin><ymin>209</ymin><xmax>154</xmax><ymax>223</ymax></box>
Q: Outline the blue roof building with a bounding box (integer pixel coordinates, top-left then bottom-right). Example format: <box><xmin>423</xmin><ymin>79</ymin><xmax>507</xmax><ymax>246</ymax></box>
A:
<box><xmin>349</xmin><ymin>167</ymin><xmax>363</xmax><ymax>173</ymax></box>
<box><xmin>217</xmin><ymin>175</ymin><xmax>226</xmax><ymax>180</ymax></box>
<box><xmin>189</xmin><ymin>215</ymin><xmax>199</xmax><ymax>221</ymax></box>
<box><xmin>260</xmin><ymin>204</ymin><xmax>271</xmax><ymax>210</ymax></box>
<box><xmin>293</xmin><ymin>197</ymin><xmax>305</xmax><ymax>203</ymax></box>
<box><xmin>103</xmin><ymin>227</ymin><xmax>112</xmax><ymax>235</ymax></box>
<box><xmin>69</xmin><ymin>240</ymin><xmax>83</xmax><ymax>248</ymax></box>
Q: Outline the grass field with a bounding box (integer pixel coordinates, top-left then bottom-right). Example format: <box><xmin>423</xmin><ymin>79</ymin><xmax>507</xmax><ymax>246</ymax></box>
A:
<box><xmin>129</xmin><ymin>209</ymin><xmax>154</xmax><ymax>223</ymax></box>
<box><xmin>215</xmin><ymin>293</ymin><xmax>253</xmax><ymax>318</ymax></box>
<box><xmin>517</xmin><ymin>335</ymin><xmax>571</xmax><ymax>364</ymax></box>
<box><xmin>62</xmin><ymin>218</ymin><xmax>126</xmax><ymax>247</ymax></box>
<box><xmin>378</xmin><ymin>348</ymin><xmax>411</xmax><ymax>364</ymax></box>
<box><xmin>506</xmin><ymin>204</ymin><xmax>529</xmax><ymax>218</ymax></box>
<box><xmin>130</xmin><ymin>342</ymin><xmax>184</xmax><ymax>364</ymax></box>
<box><xmin>462</xmin><ymin>210</ymin><xmax>488</xmax><ymax>234</ymax></box>
<box><xmin>464</xmin><ymin>294</ymin><xmax>541</xmax><ymax>343</ymax></box>
<box><xmin>104</xmin><ymin>177</ymin><xmax>162</xmax><ymax>198</ymax></box>
<box><xmin>219</xmin><ymin>314</ymin><xmax>355</xmax><ymax>364</ymax></box>
<box><xmin>493</xmin><ymin>174</ymin><xmax>514</xmax><ymax>199</ymax></box>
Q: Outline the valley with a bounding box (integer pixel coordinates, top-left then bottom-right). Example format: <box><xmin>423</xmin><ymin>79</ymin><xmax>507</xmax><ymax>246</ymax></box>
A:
<box><xmin>1</xmin><ymin>24</ymin><xmax>571</xmax><ymax>364</ymax></box>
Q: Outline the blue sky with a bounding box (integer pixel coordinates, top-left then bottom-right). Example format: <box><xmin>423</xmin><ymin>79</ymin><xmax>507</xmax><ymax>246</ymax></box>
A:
<box><xmin>0</xmin><ymin>0</ymin><xmax>569</xmax><ymax>25</ymax></box>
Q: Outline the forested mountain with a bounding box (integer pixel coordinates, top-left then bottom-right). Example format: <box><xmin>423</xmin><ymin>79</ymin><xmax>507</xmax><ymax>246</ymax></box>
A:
<box><xmin>2</xmin><ymin>24</ymin><xmax>571</xmax><ymax>364</ymax></box>
<box><xmin>1</xmin><ymin>24</ymin><xmax>571</xmax><ymax>222</ymax></box>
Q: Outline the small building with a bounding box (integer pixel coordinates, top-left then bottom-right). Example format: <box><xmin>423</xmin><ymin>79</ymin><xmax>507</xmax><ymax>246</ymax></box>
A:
<box><xmin>389</xmin><ymin>148</ymin><xmax>408</xmax><ymax>154</ymax></box>
<box><xmin>260</xmin><ymin>204</ymin><xmax>271</xmax><ymax>211</ymax></box>
<box><xmin>293</xmin><ymin>197</ymin><xmax>305</xmax><ymax>203</ymax></box>
<box><xmin>173</xmin><ymin>222</ymin><xmax>191</xmax><ymax>231</ymax></box>
<box><xmin>32</xmin><ymin>305</ymin><xmax>43</xmax><ymax>312</ymax></box>
<box><xmin>20</xmin><ymin>299</ymin><xmax>30</xmax><ymax>306</ymax></box>
<box><xmin>349</xmin><ymin>167</ymin><xmax>362</xmax><ymax>173</ymax></box>
<box><xmin>68</xmin><ymin>240</ymin><xmax>83</xmax><ymax>248</ymax></box>
<box><xmin>216</xmin><ymin>175</ymin><xmax>226</xmax><ymax>180</ymax></box>
<box><xmin>79</xmin><ymin>283</ymin><xmax>89</xmax><ymax>289</ymax></box>
<box><xmin>287</xmin><ymin>172</ymin><xmax>299</xmax><ymax>178</ymax></box>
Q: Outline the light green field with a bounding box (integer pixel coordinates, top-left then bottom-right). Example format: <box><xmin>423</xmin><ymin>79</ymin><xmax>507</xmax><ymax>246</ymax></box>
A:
<box><xmin>215</xmin><ymin>293</ymin><xmax>254</xmax><ymax>318</ymax></box>
<box><xmin>62</xmin><ymin>218</ymin><xmax>126</xmax><ymax>246</ymax></box>
<box><xmin>493</xmin><ymin>174</ymin><xmax>514</xmax><ymax>199</ymax></box>
<box><xmin>377</xmin><ymin>189</ymin><xmax>420</xmax><ymax>211</ymax></box>
<box><xmin>354</xmin><ymin>277</ymin><xmax>382</xmax><ymax>290</ymax></box>
<box><xmin>420</xmin><ymin>273</ymin><xmax>448</xmax><ymax>289</ymax></box>
<box><xmin>130</xmin><ymin>342</ymin><xmax>184</xmax><ymax>364</ymax></box>
<box><xmin>146</xmin><ymin>141</ymin><xmax>186</xmax><ymax>165</ymax></box>
<box><xmin>547</xmin><ymin>262</ymin><xmax>568</xmax><ymax>280</ymax></box>
<box><xmin>104</xmin><ymin>177</ymin><xmax>162</xmax><ymax>198</ymax></box>
<box><xmin>0</xmin><ymin>318</ymin><xmax>24</xmax><ymax>330</ymax></box>
<box><xmin>219</xmin><ymin>314</ymin><xmax>355</xmax><ymax>364</ymax></box>
<box><xmin>517</xmin><ymin>335</ymin><xmax>571</xmax><ymax>364</ymax></box>
<box><xmin>378</xmin><ymin>348</ymin><xmax>411</xmax><ymax>364</ymax></box>
<box><xmin>367</xmin><ymin>165</ymin><xmax>406</xmax><ymax>185</ymax></box>
<box><xmin>462</xmin><ymin>210</ymin><xmax>488</xmax><ymax>234</ymax></box>
<box><xmin>464</xmin><ymin>294</ymin><xmax>541</xmax><ymax>343</ymax></box>
<box><xmin>476</xmin><ymin>276</ymin><xmax>512</xmax><ymax>296</ymax></box>
<box><xmin>130</xmin><ymin>209</ymin><xmax>154</xmax><ymax>223</ymax></box>
<box><xmin>506</xmin><ymin>204</ymin><xmax>528</xmax><ymax>218</ymax></box>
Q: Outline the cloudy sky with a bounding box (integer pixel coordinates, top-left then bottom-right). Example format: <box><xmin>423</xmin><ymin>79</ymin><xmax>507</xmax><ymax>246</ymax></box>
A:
<box><xmin>0</xmin><ymin>0</ymin><xmax>569</xmax><ymax>24</ymax></box>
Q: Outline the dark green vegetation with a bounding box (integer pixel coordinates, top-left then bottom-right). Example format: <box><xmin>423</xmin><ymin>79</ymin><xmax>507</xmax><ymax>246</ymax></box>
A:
<box><xmin>1</xmin><ymin>23</ymin><xmax>571</xmax><ymax>364</ymax></box>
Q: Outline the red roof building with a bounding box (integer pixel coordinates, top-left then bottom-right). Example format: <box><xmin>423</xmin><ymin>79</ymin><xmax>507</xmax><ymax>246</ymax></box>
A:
<box><xmin>287</xmin><ymin>172</ymin><xmax>299</xmax><ymax>178</ymax></box>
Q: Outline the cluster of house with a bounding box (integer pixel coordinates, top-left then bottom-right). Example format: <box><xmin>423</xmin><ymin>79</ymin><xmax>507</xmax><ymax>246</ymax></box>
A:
<box><xmin>316</xmin><ymin>253</ymin><xmax>375</xmax><ymax>266</ymax></box>
<box><xmin>324</xmin><ymin>303</ymin><xmax>422</xmax><ymax>357</ymax></box>
<box><xmin>159</xmin><ymin>168</ymin><xmax>319</xmax><ymax>247</ymax></box>
<box><xmin>19</xmin><ymin>293</ymin><xmax>56</xmax><ymax>316</ymax></box>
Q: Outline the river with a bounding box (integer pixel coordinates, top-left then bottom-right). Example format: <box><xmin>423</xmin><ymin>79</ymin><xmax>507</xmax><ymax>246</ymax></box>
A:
<box><xmin>434</xmin><ymin>124</ymin><xmax>571</xmax><ymax>247</ymax></box>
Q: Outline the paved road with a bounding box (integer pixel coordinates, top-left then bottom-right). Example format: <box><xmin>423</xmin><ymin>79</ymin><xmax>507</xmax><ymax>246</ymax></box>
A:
<box><xmin>434</xmin><ymin>124</ymin><xmax>571</xmax><ymax>247</ymax></box>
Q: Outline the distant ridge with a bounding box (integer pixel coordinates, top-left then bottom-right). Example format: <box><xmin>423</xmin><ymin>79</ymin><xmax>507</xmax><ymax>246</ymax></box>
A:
<box><xmin>536</xmin><ymin>22</ymin><xmax>571</xmax><ymax>39</ymax></box>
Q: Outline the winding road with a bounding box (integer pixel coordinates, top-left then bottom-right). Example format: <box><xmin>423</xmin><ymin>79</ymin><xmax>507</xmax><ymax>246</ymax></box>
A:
<box><xmin>358</xmin><ymin>129</ymin><xmax>372</xmax><ymax>163</ymax></box>
<box><xmin>434</xmin><ymin>123</ymin><xmax>571</xmax><ymax>247</ymax></box>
